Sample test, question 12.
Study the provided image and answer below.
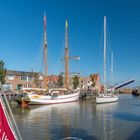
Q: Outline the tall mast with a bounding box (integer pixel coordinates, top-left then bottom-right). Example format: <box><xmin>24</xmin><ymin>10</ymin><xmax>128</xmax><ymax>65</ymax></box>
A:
<box><xmin>65</xmin><ymin>19</ymin><xmax>69</xmax><ymax>89</ymax></box>
<box><xmin>111</xmin><ymin>51</ymin><xmax>113</xmax><ymax>84</ymax></box>
<box><xmin>104</xmin><ymin>16</ymin><xmax>107</xmax><ymax>92</ymax></box>
<box><xmin>44</xmin><ymin>12</ymin><xmax>48</xmax><ymax>88</ymax></box>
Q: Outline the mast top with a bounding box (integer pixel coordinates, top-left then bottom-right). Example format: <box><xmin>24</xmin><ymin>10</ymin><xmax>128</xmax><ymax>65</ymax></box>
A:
<box><xmin>44</xmin><ymin>11</ymin><xmax>47</xmax><ymax>32</ymax></box>
<box><xmin>66</xmin><ymin>19</ymin><xmax>68</xmax><ymax>28</ymax></box>
<box><xmin>44</xmin><ymin>11</ymin><xmax>46</xmax><ymax>17</ymax></box>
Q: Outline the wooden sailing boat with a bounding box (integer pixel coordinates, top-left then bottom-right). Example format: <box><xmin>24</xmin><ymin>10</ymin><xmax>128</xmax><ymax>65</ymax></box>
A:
<box><xmin>24</xmin><ymin>16</ymin><xmax>91</xmax><ymax>105</ymax></box>
<box><xmin>96</xmin><ymin>16</ymin><xmax>118</xmax><ymax>104</ymax></box>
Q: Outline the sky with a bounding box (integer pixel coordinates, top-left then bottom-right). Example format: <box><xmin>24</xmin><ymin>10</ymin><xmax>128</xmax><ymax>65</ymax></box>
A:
<box><xmin>0</xmin><ymin>0</ymin><xmax>140</xmax><ymax>86</ymax></box>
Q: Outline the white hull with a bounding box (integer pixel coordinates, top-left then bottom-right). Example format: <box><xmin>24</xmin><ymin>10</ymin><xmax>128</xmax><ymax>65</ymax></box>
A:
<box><xmin>96</xmin><ymin>94</ymin><xmax>118</xmax><ymax>104</ymax></box>
<box><xmin>27</xmin><ymin>91</ymin><xmax>80</xmax><ymax>105</ymax></box>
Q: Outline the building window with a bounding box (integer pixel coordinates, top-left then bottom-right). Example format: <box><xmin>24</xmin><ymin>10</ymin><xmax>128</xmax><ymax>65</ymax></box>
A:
<box><xmin>39</xmin><ymin>75</ymin><xmax>43</xmax><ymax>80</ymax></box>
<box><xmin>3</xmin><ymin>83</ymin><xmax>12</xmax><ymax>91</ymax></box>
<box><xmin>28</xmin><ymin>84</ymin><xmax>32</xmax><ymax>88</ymax></box>
<box><xmin>24</xmin><ymin>84</ymin><xmax>27</xmax><ymax>87</ymax></box>
<box><xmin>7</xmin><ymin>75</ymin><xmax>14</xmax><ymax>80</ymax></box>
<box><xmin>28</xmin><ymin>76</ymin><xmax>33</xmax><ymax>81</ymax></box>
<box><xmin>21</xmin><ymin>76</ymin><xmax>27</xmax><ymax>81</ymax></box>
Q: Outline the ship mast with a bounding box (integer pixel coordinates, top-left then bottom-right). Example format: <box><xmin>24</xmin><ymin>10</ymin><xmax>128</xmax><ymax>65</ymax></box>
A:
<box><xmin>65</xmin><ymin>19</ymin><xmax>69</xmax><ymax>89</ymax></box>
<box><xmin>111</xmin><ymin>51</ymin><xmax>113</xmax><ymax>84</ymax></box>
<box><xmin>104</xmin><ymin>16</ymin><xmax>107</xmax><ymax>92</ymax></box>
<box><xmin>44</xmin><ymin>12</ymin><xmax>48</xmax><ymax>89</ymax></box>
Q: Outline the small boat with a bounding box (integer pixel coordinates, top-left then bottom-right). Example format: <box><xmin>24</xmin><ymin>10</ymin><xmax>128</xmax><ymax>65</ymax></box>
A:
<box><xmin>96</xmin><ymin>93</ymin><xmax>118</xmax><ymax>104</ymax></box>
<box><xmin>96</xmin><ymin>16</ymin><xmax>119</xmax><ymax>104</ymax></box>
<box><xmin>132</xmin><ymin>88</ymin><xmax>140</xmax><ymax>96</ymax></box>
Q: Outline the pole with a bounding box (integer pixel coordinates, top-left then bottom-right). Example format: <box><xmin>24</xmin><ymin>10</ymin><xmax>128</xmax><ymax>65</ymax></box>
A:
<box><xmin>104</xmin><ymin>16</ymin><xmax>107</xmax><ymax>92</ymax></box>
<box><xmin>44</xmin><ymin>12</ymin><xmax>48</xmax><ymax>89</ymax></box>
<box><xmin>111</xmin><ymin>51</ymin><xmax>113</xmax><ymax>85</ymax></box>
<box><xmin>65</xmin><ymin>19</ymin><xmax>69</xmax><ymax>89</ymax></box>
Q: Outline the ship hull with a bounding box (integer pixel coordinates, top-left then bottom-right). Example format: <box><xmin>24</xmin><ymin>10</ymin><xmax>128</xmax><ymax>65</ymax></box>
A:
<box><xmin>0</xmin><ymin>97</ymin><xmax>17</xmax><ymax>140</ymax></box>
<box><xmin>96</xmin><ymin>94</ymin><xmax>118</xmax><ymax>104</ymax></box>
<box><xmin>27</xmin><ymin>91</ymin><xmax>80</xmax><ymax>105</ymax></box>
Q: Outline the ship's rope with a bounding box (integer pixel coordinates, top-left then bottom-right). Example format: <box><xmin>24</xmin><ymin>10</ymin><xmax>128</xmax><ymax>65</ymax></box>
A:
<box><xmin>32</xmin><ymin>32</ymin><xmax>44</xmax><ymax>73</ymax></box>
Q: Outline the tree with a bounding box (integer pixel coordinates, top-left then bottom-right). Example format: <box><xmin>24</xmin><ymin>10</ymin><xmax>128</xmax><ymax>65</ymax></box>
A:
<box><xmin>57</xmin><ymin>74</ymin><xmax>63</xmax><ymax>87</ymax></box>
<box><xmin>72</xmin><ymin>75</ymin><xmax>79</xmax><ymax>89</ymax></box>
<box><xmin>90</xmin><ymin>74</ymin><xmax>96</xmax><ymax>88</ymax></box>
<box><xmin>33</xmin><ymin>73</ymin><xmax>41</xmax><ymax>88</ymax></box>
<box><xmin>0</xmin><ymin>60</ymin><xmax>6</xmax><ymax>85</ymax></box>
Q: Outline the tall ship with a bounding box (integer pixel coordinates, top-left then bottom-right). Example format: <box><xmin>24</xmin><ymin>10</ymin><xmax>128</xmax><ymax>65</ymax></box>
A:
<box><xmin>19</xmin><ymin>14</ymin><xmax>91</xmax><ymax>105</ymax></box>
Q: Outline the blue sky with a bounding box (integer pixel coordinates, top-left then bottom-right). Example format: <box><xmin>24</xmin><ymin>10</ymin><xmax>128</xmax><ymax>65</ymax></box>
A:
<box><xmin>0</xmin><ymin>0</ymin><xmax>140</xmax><ymax>85</ymax></box>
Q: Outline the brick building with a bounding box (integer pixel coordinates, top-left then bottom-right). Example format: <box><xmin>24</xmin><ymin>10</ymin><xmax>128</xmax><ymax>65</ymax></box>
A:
<box><xmin>3</xmin><ymin>70</ymin><xmax>101</xmax><ymax>91</ymax></box>
<box><xmin>3</xmin><ymin>70</ymin><xmax>42</xmax><ymax>91</ymax></box>
<box><xmin>80</xmin><ymin>74</ymin><xmax>101</xmax><ymax>92</ymax></box>
<box><xmin>3</xmin><ymin>70</ymin><xmax>58</xmax><ymax>91</ymax></box>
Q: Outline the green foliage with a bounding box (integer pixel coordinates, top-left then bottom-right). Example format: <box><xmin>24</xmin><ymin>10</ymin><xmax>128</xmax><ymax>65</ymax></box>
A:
<box><xmin>0</xmin><ymin>60</ymin><xmax>6</xmax><ymax>85</ymax></box>
<box><xmin>73</xmin><ymin>75</ymin><xmax>79</xmax><ymax>89</ymax></box>
<box><xmin>57</xmin><ymin>74</ymin><xmax>64</xmax><ymax>87</ymax></box>
<box><xmin>33</xmin><ymin>73</ymin><xmax>41</xmax><ymax>88</ymax></box>
<box><xmin>90</xmin><ymin>74</ymin><xmax>96</xmax><ymax>87</ymax></box>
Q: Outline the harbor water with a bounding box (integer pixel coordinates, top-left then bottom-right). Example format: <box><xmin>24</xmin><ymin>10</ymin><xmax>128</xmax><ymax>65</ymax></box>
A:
<box><xmin>11</xmin><ymin>94</ymin><xmax>140</xmax><ymax>140</ymax></box>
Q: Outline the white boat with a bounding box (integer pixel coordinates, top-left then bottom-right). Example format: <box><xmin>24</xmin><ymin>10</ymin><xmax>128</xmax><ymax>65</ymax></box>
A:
<box><xmin>96</xmin><ymin>16</ymin><xmax>119</xmax><ymax>104</ymax></box>
<box><xmin>16</xmin><ymin>16</ymin><xmax>92</xmax><ymax>105</ymax></box>
<box><xmin>96</xmin><ymin>93</ymin><xmax>118</xmax><ymax>104</ymax></box>
<box><xmin>24</xmin><ymin>82</ymin><xmax>92</xmax><ymax>105</ymax></box>
<box><xmin>21</xmin><ymin>16</ymin><xmax>85</xmax><ymax>105</ymax></box>
<box><xmin>27</xmin><ymin>90</ymin><xmax>80</xmax><ymax>105</ymax></box>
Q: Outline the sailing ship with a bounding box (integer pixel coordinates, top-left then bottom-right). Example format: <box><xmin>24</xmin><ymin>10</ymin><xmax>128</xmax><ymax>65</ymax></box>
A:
<box><xmin>19</xmin><ymin>14</ymin><xmax>91</xmax><ymax>105</ymax></box>
<box><xmin>96</xmin><ymin>16</ymin><xmax>118</xmax><ymax>104</ymax></box>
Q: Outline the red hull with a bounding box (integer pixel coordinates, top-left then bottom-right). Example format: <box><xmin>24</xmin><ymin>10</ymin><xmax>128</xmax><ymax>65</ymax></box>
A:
<box><xmin>0</xmin><ymin>101</ymin><xmax>16</xmax><ymax>140</ymax></box>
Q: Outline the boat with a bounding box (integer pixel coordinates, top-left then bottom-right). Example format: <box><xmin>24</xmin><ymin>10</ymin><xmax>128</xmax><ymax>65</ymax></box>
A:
<box><xmin>25</xmin><ymin>90</ymin><xmax>80</xmax><ymax>105</ymax></box>
<box><xmin>17</xmin><ymin>15</ymin><xmax>91</xmax><ymax>105</ymax></box>
<box><xmin>0</xmin><ymin>85</ymin><xmax>22</xmax><ymax>139</ymax></box>
<box><xmin>132</xmin><ymin>88</ymin><xmax>140</xmax><ymax>96</ymax></box>
<box><xmin>20</xmin><ymin>82</ymin><xmax>91</xmax><ymax>105</ymax></box>
<box><xmin>96</xmin><ymin>93</ymin><xmax>118</xmax><ymax>103</ymax></box>
<box><xmin>96</xmin><ymin>16</ymin><xmax>118</xmax><ymax>104</ymax></box>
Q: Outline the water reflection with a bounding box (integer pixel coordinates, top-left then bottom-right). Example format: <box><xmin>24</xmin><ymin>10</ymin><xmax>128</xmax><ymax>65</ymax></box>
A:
<box><xmin>95</xmin><ymin>102</ymin><xmax>118</xmax><ymax>140</ymax></box>
<box><xmin>11</xmin><ymin>95</ymin><xmax>140</xmax><ymax>140</ymax></box>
